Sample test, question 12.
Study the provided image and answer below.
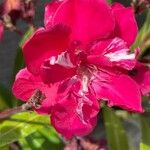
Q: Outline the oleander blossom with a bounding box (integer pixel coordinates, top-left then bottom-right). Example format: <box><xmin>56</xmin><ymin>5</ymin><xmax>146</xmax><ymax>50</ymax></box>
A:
<box><xmin>12</xmin><ymin>0</ymin><xmax>150</xmax><ymax>139</ymax></box>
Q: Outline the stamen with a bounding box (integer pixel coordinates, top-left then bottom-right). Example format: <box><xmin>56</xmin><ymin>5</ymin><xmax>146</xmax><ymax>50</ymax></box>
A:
<box><xmin>82</xmin><ymin>75</ymin><xmax>89</xmax><ymax>93</ymax></box>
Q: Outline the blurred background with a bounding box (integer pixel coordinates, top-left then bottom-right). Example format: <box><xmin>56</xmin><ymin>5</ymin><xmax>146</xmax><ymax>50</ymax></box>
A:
<box><xmin>0</xmin><ymin>0</ymin><xmax>49</xmax><ymax>88</ymax></box>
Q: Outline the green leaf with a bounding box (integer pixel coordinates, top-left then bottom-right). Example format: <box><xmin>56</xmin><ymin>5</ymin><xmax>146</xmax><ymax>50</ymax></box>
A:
<box><xmin>0</xmin><ymin>83</ymin><xmax>13</xmax><ymax>108</ymax></box>
<box><xmin>0</xmin><ymin>112</ymin><xmax>50</xmax><ymax>147</ymax></box>
<box><xmin>39</xmin><ymin>127</ymin><xmax>60</xmax><ymax>144</ymax></box>
<box><xmin>108</xmin><ymin>0</ymin><xmax>112</xmax><ymax>3</ymax></box>
<box><xmin>25</xmin><ymin>132</ymin><xmax>46</xmax><ymax>150</ymax></box>
<box><xmin>140</xmin><ymin>116</ymin><xmax>150</xmax><ymax>150</ymax></box>
<box><xmin>0</xmin><ymin>126</ymin><xmax>21</xmax><ymax>147</ymax></box>
<box><xmin>12</xmin><ymin>26</ymin><xmax>35</xmax><ymax>82</ymax></box>
<box><xmin>18</xmin><ymin>138</ymin><xmax>31</xmax><ymax>150</ymax></box>
<box><xmin>12</xmin><ymin>47</ymin><xmax>24</xmax><ymax>82</ymax></box>
<box><xmin>0</xmin><ymin>145</ymin><xmax>9</xmax><ymax>150</ymax></box>
<box><xmin>19</xmin><ymin>126</ymin><xmax>63</xmax><ymax>150</ymax></box>
<box><xmin>19</xmin><ymin>27</ymin><xmax>35</xmax><ymax>47</ymax></box>
<box><xmin>132</xmin><ymin>10</ymin><xmax>150</xmax><ymax>51</ymax></box>
<box><xmin>103</xmin><ymin>107</ymin><xmax>129</xmax><ymax>150</ymax></box>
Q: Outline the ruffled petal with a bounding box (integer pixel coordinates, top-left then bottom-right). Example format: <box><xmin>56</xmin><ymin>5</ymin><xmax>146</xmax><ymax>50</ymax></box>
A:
<box><xmin>91</xmin><ymin>71</ymin><xmax>143</xmax><ymax>112</ymax></box>
<box><xmin>51</xmin><ymin>78</ymin><xmax>99</xmax><ymax>139</ymax></box>
<box><xmin>40</xmin><ymin>51</ymin><xmax>76</xmax><ymax>84</ymax></box>
<box><xmin>12</xmin><ymin>68</ymin><xmax>58</xmax><ymax>114</ymax></box>
<box><xmin>44</xmin><ymin>0</ymin><xmax>63</xmax><ymax>28</ymax></box>
<box><xmin>23</xmin><ymin>24</ymin><xmax>70</xmax><ymax>75</ymax></box>
<box><xmin>52</xmin><ymin>0</ymin><xmax>115</xmax><ymax>46</ymax></box>
<box><xmin>0</xmin><ymin>21</ymin><xmax>4</xmax><ymax>42</ymax></box>
<box><xmin>111</xmin><ymin>3</ymin><xmax>138</xmax><ymax>46</ymax></box>
<box><xmin>129</xmin><ymin>62</ymin><xmax>150</xmax><ymax>95</ymax></box>
<box><xmin>87</xmin><ymin>38</ymin><xmax>136</xmax><ymax>70</ymax></box>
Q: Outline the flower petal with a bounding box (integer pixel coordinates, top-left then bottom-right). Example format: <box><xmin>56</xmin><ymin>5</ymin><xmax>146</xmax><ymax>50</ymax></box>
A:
<box><xmin>44</xmin><ymin>0</ymin><xmax>63</xmax><ymax>28</ymax></box>
<box><xmin>87</xmin><ymin>38</ymin><xmax>136</xmax><ymax>70</ymax></box>
<box><xmin>12</xmin><ymin>68</ymin><xmax>58</xmax><ymax>114</ymax></box>
<box><xmin>51</xmin><ymin>78</ymin><xmax>99</xmax><ymax>139</ymax></box>
<box><xmin>129</xmin><ymin>62</ymin><xmax>150</xmax><ymax>95</ymax></box>
<box><xmin>104</xmin><ymin>38</ymin><xmax>136</xmax><ymax>70</ymax></box>
<box><xmin>91</xmin><ymin>71</ymin><xmax>143</xmax><ymax>112</ymax></box>
<box><xmin>111</xmin><ymin>3</ymin><xmax>138</xmax><ymax>46</ymax></box>
<box><xmin>40</xmin><ymin>52</ymin><xmax>76</xmax><ymax>84</ymax></box>
<box><xmin>52</xmin><ymin>0</ymin><xmax>115</xmax><ymax>46</ymax></box>
<box><xmin>23</xmin><ymin>24</ymin><xmax>70</xmax><ymax>75</ymax></box>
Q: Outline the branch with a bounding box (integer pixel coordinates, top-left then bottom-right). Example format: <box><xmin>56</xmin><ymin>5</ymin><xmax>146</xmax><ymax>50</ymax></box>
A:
<box><xmin>0</xmin><ymin>89</ymin><xmax>46</xmax><ymax>120</ymax></box>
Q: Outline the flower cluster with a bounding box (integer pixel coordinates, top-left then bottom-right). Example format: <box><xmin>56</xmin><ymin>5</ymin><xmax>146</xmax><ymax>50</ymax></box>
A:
<box><xmin>12</xmin><ymin>0</ymin><xmax>150</xmax><ymax>139</ymax></box>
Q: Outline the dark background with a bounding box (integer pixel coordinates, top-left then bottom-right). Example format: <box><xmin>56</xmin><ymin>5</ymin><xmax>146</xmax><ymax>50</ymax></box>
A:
<box><xmin>0</xmin><ymin>0</ymin><xmax>49</xmax><ymax>87</ymax></box>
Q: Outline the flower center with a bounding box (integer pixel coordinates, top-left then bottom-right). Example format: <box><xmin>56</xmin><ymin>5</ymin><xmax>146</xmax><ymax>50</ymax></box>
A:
<box><xmin>77</xmin><ymin>64</ymin><xmax>96</xmax><ymax>94</ymax></box>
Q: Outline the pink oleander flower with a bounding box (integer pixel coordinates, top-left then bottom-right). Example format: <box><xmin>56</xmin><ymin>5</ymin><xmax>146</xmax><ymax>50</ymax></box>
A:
<box><xmin>12</xmin><ymin>0</ymin><xmax>150</xmax><ymax>139</ymax></box>
<box><xmin>0</xmin><ymin>20</ymin><xmax>4</xmax><ymax>42</ymax></box>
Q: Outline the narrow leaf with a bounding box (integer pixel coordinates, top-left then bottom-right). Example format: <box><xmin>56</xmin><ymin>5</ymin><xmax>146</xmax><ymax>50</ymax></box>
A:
<box><xmin>140</xmin><ymin>116</ymin><xmax>150</xmax><ymax>150</ymax></box>
<box><xmin>19</xmin><ymin>27</ymin><xmax>34</xmax><ymax>47</ymax></box>
<box><xmin>0</xmin><ymin>83</ymin><xmax>13</xmax><ymax>108</ymax></box>
<box><xmin>19</xmin><ymin>127</ymin><xmax>63</xmax><ymax>150</ymax></box>
<box><xmin>12</xmin><ymin>27</ymin><xmax>35</xmax><ymax>82</ymax></box>
<box><xmin>132</xmin><ymin>10</ymin><xmax>150</xmax><ymax>51</ymax></box>
<box><xmin>103</xmin><ymin>107</ymin><xmax>129</xmax><ymax>150</ymax></box>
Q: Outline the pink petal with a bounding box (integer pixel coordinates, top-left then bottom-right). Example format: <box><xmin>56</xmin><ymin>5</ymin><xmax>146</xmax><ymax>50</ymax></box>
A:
<box><xmin>51</xmin><ymin>78</ymin><xmax>99</xmax><ymax>139</ymax></box>
<box><xmin>12</xmin><ymin>68</ymin><xmax>58</xmax><ymax>114</ymax></box>
<box><xmin>87</xmin><ymin>38</ymin><xmax>136</xmax><ymax>70</ymax></box>
<box><xmin>44</xmin><ymin>0</ymin><xmax>63</xmax><ymax>28</ymax></box>
<box><xmin>111</xmin><ymin>3</ymin><xmax>138</xmax><ymax>46</ymax></box>
<box><xmin>91</xmin><ymin>71</ymin><xmax>143</xmax><ymax>112</ymax></box>
<box><xmin>23</xmin><ymin>24</ymin><xmax>70</xmax><ymax>75</ymax></box>
<box><xmin>129</xmin><ymin>62</ymin><xmax>150</xmax><ymax>95</ymax></box>
<box><xmin>52</xmin><ymin>0</ymin><xmax>115</xmax><ymax>46</ymax></box>
<box><xmin>104</xmin><ymin>38</ymin><xmax>136</xmax><ymax>70</ymax></box>
<box><xmin>0</xmin><ymin>21</ymin><xmax>4</xmax><ymax>42</ymax></box>
<box><xmin>40</xmin><ymin>52</ymin><xmax>76</xmax><ymax>84</ymax></box>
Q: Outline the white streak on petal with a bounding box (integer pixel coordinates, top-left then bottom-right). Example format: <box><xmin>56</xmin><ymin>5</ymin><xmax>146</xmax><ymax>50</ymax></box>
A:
<box><xmin>105</xmin><ymin>51</ymin><xmax>135</xmax><ymax>62</ymax></box>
